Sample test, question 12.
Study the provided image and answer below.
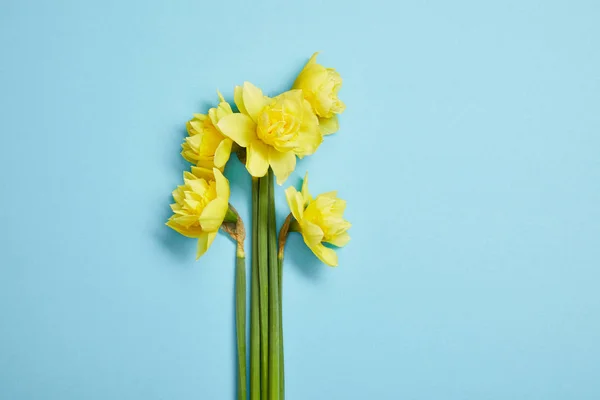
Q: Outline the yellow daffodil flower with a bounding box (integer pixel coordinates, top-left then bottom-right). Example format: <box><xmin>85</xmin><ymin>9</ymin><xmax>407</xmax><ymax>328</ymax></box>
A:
<box><xmin>292</xmin><ymin>53</ymin><xmax>345</xmax><ymax>135</ymax></box>
<box><xmin>217</xmin><ymin>82</ymin><xmax>322</xmax><ymax>184</ymax></box>
<box><xmin>182</xmin><ymin>93</ymin><xmax>234</xmax><ymax>169</ymax></box>
<box><xmin>285</xmin><ymin>173</ymin><xmax>351</xmax><ymax>266</ymax></box>
<box><xmin>166</xmin><ymin>167</ymin><xmax>230</xmax><ymax>259</ymax></box>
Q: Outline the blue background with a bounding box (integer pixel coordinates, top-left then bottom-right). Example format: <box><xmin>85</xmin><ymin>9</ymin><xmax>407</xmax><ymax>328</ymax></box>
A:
<box><xmin>1</xmin><ymin>0</ymin><xmax>599</xmax><ymax>399</ymax></box>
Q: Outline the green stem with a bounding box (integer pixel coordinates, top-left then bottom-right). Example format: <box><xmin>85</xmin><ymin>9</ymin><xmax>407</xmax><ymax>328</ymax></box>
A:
<box><xmin>250</xmin><ymin>179</ymin><xmax>260</xmax><ymax>400</ymax></box>
<box><xmin>258</xmin><ymin>175</ymin><xmax>269</xmax><ymax>400</ymax></box>
<box><xmin>235</xmin><ymin>253</ymin><xmax>247</xmax><ymax>400</ymax></box>
<box><xmin>267</xmin><ymin>169</ymin><xmax>281</xmax><ymax>399</ymax></box>
<box><xmin>278</xmin><ymin>255</ymin><xmax>285</xmax><ymax>400</ymax></box>
<box><xmin>277</xmin><ymin>213</ymin><xmax>293</xmax><ymax>400</ymax></box>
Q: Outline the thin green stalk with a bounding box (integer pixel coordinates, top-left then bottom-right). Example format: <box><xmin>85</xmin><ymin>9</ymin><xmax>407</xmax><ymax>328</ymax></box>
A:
<box><xmin>235</xmin><ymin>252</ymin><xmax>247</xmax><ymax>400</ymax></box>
<box><xmin>278</xmin><ymin>255</ymin><xmax>284</xmax><ymax>400</ymax></box>
<box><xmin>277</xmin><ymin>213</ymin><xmax>293</xmax><ymax>400</ymax></box>
<box><xmin>267</xmin><ymin>169</ymin><xmax>281</xmax><ymax>399</ymax></box>
<box><xmin>258</xmin><ymin>175</ymin><xmax>269</xmax><ymax>400</ymax></box>
<box><xmin>250</xmin><ymin>179</ymin><xmax>260</xmax><ymax>400</ymax></box>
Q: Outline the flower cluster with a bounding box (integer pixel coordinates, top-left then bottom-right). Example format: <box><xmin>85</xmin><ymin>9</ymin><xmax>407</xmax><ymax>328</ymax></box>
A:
<box><xmin>167</xmin><ymin>52</ymin><xmax>350</xmax><ymax>263</ymax></box>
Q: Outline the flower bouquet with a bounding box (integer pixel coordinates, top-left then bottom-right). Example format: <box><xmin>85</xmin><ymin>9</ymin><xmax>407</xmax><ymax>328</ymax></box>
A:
<box><xmin>166</xmin><ymin>53</ymin><xmax>351</xmax><ymax>399</ymax></box>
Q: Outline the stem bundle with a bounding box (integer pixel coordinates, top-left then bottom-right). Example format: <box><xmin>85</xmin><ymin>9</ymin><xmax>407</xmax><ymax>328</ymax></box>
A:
<box><xmin>250</xmin><ymin>169</ymin><xmax>285</xmax><ymax>399</ymax></box>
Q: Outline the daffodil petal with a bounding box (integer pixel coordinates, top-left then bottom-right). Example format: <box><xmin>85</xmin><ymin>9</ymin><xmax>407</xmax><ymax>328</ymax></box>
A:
<box><xmin>331</xmin><ymin>198</ymin><xmax>347</xmax><ymax>215</ymax></box>
<box><xmin>293</xmin><ymin>109</ymin><xmax>322</xmax><ymax>157</ymax></box>
<box><xmin>185</xmin><ymin>132</ymin><xmax>203</xmax><ymax>150</ymax></box>
<box><xmin>285</xmin><ymin>186</ymin><xmax>304</xmax><ymax>221</ymax></box>
<box><xmin>196</xmin><ymin>231</ymin><xmax>217</xmax><ymax>260</ymax></box>
<box><xmin>301</xmin><ymin>220</ymin><xmax>324</xmax><ymax>246</ymax></box>
<box><xmin>318</xmin><ymin>191</ymin><xmax>338</xmax><ymax>199</ymax></box>
<box><xmin>293</xmin><ymin>54</ymin><xmax>327</xmax><ymax>91</ymax></box>
<box><xmin>234</xmin><ymin>85</ymin><xmax>248</xmax><ymax>115</ymax></box>
<box><xmin>183</xmin><ymin>171</ymin><xmax>196</xmax><ymax>182</ymax></box>
<box><xmin>319</xmin><ymin>115</ymin><xmax>339</xmax><ymax>135</ymax></box>
<box><xmin>268</xmin><ymin>148</ymin><xmax>296</xmax><ymax>185</ymax></box>
<box><xmin>191</xmin><ymin>166</ymin><xmax>214</xmax><ymax>181</ymax></box>
<box><xmin>315</xmin><ymin>195</ymin><xmax>336</xmax><ymax>210</ymax></box>
<box><xmin>214</xmin><ymin>138</ymin><xmax>233</xmax><ymax>168</ymax></box>
<box><xmin>308</xmin><ymin>242</ymin><xmax>338</xmax><ymax>267</ymax></box>
<box><xmin>188</xmin><ymin>117</ymin><xmax>205</xmax><ymax>134</ymax></box>
<box><xmin>326</xmin><ymin>231</ymin><xmax>351</xmax><ymax>247</ymax></box>
<box><xmin>306</xmin><ymin>52</ymin><xmax>319</xmax><ymax>67</ymax></box>
<box><xmin>172</xmin><ymin>187</ymin><xmax>184</xmax><ymax>203</ymax></box>
<box><xmin>325</xmin><ymin>218</ymin><xmax>352</xmax><ymax>237</ymax></box>
<box><xmin>198</xmin><ymin>197</ymin><xmax>228</xmax><ymax>232</ymax></box>
<box><xmin>301</xmin><ymin>172</ymin><xmax>312</xmax><ymax>206</ymax></box>
<box><xmin>316</xmin><ymin>90</ymin><xmax>335</xmax><ymax>117</ymax></box>
<box><xmin>209</xmin><ymin>100</ymin><xmax>233</xmax><ymax>126</ymax></box>
<box><xmin>213</xmin><ymin>167</ymin><xmax>230</xmax><ymax>200</ymax></box>
<box><xmin>185</xmin><ymin>176</ymin><xmax>208</xmax><ymax>196</ymax></box>
<box><xmin>166</xmin><ymin>219</ymin><xmax>204</xmax><ymax>238</ymax></box>
<box><xmin>296</xmin><ymin>65</ymin><xmax>328</xmax><ymax>92</ymax></box>
<box><xmin>243</xmin><ymin>82</ymin><xmax>271</xmax><ymax>122</ymax></box>
<box><xmin>172</xmin><ymin>214</ymin><xmax>199</xmax><ymax>228</ymax></box>
<box><xmin>245</xmin><ymin>139</ymin><xmax>269</xmax><ymax>177</ymax></box>
<box><xmin>217</xmin><ymin>113</ymin><xmax>257</xmax><ymax>147</ymax></box>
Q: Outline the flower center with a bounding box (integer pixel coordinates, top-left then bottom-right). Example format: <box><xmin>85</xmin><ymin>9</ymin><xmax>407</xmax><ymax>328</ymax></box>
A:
<box><xmin>256</xmin><ymin>105</ymin><xmax>300</xmax><ymax>148</ymax></box>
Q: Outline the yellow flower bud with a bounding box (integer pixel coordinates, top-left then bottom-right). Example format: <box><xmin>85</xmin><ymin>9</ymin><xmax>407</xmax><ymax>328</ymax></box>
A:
<box><xmin>217</xmin><ymin>82</ymin><xmax>322</xmax><ymax>184</ymax></box>
<box><xmin>293</xmin><ymin>53</ymin><xmax>345</xmax><ymax>135</ymax></box>
<box><xmin>166</xmin><ymin>167</ymin><xmax>230</xmax><ymax>259</ymax></box>
<box><xmin>285</xmin><ymin>173</ymin><xmax>351</xmax><ymax>266</ymax></box>
<box><xmin>182</xmin><ymin>93</ymin><xmax>234</xmax><ymax>169</ymax></box>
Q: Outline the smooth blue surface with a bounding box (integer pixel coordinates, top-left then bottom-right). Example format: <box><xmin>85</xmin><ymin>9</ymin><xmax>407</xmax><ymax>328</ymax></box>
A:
<box><xmin>1</xmin><ymin>0</ymin><xmax>599</xmax><ymax>399</ymax></box>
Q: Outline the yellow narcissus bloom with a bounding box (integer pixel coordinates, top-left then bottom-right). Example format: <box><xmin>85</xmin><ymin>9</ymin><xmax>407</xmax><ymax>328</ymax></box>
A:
<box><xmin>292</xmin><ymin>53</ymin><xmax>345</xmax><ymax>135</ymax></box>
<box><xmin>166</xmin><ymin>167</ymin><xmax>230</xmax><ymax>259</ymax></box>
<box><xmin>217</xmin><ymin>82</ymin><xmax>322</xmax><ymax>184</ymax></box>
<box><xmin>285</xmin><ymin>173</ymin><xmax>351</xmax><ymax>266</ymax></box>
<box><xmin>182</xmin><ymin>93</ymin><xmax>234</xmax><ymax>169</ymax></box>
